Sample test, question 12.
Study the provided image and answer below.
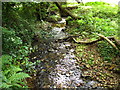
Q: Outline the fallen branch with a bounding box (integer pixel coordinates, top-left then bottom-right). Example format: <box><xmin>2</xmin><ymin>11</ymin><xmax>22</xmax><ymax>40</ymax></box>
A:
<box><xmin>56</xmin><ymin>35</ymin><xmax>114</xmax><ymax>44</ymax></box>
<box><xmin>72</xmin><ymin>36</ymin><xmax>117</xmax><ymax>44</ymax></box>
<box><xmin>97</xmin><ymin>34</ymin><xmax>119</xmax><ymax>50</ymax></box>
<box><xmin>55</xmin><ymin>34</ymin><xmax>120</xmax><ymax>51</ymax></box>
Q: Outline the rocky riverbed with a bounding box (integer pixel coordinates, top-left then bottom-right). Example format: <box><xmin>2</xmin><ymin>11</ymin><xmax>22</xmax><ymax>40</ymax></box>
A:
<box><xmin>31</xmin><ymin>18</ymin><xmax>104</xmax><ymax>89</ymax></box>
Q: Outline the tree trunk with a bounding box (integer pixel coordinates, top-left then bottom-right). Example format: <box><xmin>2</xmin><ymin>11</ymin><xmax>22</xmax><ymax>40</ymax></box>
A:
<box><xmin>54</xmin><ymin>2</ymin><xmax>80</xmax><ymax>19</ymax></box>
<box><xmin>75</xmin><ymin>0</ymin><xmax>82</xmax><ymax>4</ymax></box>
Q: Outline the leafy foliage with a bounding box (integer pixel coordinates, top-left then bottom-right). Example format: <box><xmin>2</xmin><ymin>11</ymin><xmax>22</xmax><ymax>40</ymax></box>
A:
<box><xmin>1</xmin><ymin>1</ymin><xmax>120</xmax><ymax>89</ymax></box>
<box><xmin>67</xmin><ymin>2</ymin><xmax>120</xmax><ymax>88</ymax></box>
<box><xmin>1</xmin><ymin>55</ymin><xmax>30</xmax><ymax>88</ymax></box>
<box><xmin>2</xmin><ymin>2</ymin><xmax>53</xmax><ymax>88</ymax></box>
<box><xmin>97</xmin><ymin>41</ymin><xmax>120</xmax><ymax>62</ymax></box>
<box><xmin>2</xmin><ymin>27</ymin><xmax>30</xmax><ymax>64</ymax></box>
<box><xmin>66</xmin><ymin>2</ymin><xmax>118</xmax><ymax>38</ymax></box>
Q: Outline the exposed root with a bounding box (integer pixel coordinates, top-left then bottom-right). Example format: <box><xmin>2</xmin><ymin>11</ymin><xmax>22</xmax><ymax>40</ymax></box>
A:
<box><xmin>56</xmin><ymin>34</ymin><xmax>120</xmax><ymax>51</ymax></box>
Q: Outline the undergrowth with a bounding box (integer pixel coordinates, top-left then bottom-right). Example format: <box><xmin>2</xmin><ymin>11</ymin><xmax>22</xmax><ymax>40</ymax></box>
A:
<box><xmin>67</xmin><ymin>2</ymin><xmax>120</xmax><ymax>88</ymax></box>
<box><xmin>66</xmin><ymin>2</ymin><xmax>118</xmax><ymax>38</ymax></box>
<box><xmin>2</xmin><ymin>2</ymin><xmax>51</xmax><ymax>88</ymax></box>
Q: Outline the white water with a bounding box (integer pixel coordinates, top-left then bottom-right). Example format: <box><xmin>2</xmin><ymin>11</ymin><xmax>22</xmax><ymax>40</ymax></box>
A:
<box><xmin>51</xmin><ymin>18</ymin><xmax>67</xmax><ymax>39</ymax></box>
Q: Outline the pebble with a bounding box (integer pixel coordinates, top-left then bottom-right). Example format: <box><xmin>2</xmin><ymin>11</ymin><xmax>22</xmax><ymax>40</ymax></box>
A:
<box><xmin>35</xmin><ymin>19</ymin><xmax>99</xmax><ymax>88</ymax></box>
<box><xmin>64</xmin><ymin>42</ymin><xmax>71</xmax><ymax>47</ymax></box>
<box><xmin>70</xmin><ymin>49</ymin><xmax>75</xmax><ymax>52</ymax></box>
<box><xmin>86</xmin><ymin>81</ymin><xmax>98</xmax><ymax>86</ymax></box>
<box><xmin>66</xmin><ymin>73</ymin><xmax>70</xmax><ymax>77</ymax></box>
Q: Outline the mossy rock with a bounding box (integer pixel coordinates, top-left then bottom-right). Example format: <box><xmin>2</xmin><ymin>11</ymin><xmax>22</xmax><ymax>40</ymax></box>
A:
<box><xmin>46</xmin><ymin>15</ymin><xmax>62</xmax><ymax>23</ymax></box>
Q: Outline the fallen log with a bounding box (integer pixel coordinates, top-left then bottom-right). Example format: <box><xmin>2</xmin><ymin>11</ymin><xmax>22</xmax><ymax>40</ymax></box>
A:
<box><xmin>55</xmin><ymin>34</ymin><xmax>120</xmax><ymax>51</ymax></box>
<box><xmin>56</xmin><ymin>35</ymin><xmax>114</xmax><ymax>44</ymax></box>
<box><xmin>72</xmin><ymin>36</ymin><xmax>116</xmax><ymax>45</ymax></box>
<box><xmin>54</xmin><ymin>2</ymin><xmax>81</xmax><ymax>20</ymax></box>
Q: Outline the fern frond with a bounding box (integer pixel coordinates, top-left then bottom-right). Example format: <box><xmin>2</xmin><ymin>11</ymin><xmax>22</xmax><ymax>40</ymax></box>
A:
<box><xmin>8</xmin><ymin>72</ymin><xmax>30</xmax><ymax>82</ymax></box>
<box><xmin>3</xmin><ymin>69</ymin><xmax>11</xmax><ymax>76</ymax></box>
<box><xmin>1</xmin><ymin>73</ymin><xmax>9</xmax><ymax>83</ymax></box>
<box><xmin>11</xmin><ymin>83</ymin><xmax>23</xmax><ymax>88</ymax></box>
<box><xmin>3</xmin><ymin>65</ymin><xmax>22</xmax><ymax>76</ymax></box>
<box><xmin>10</xmin><ymin>65</ymin><xmax>22</xmax><ymax>72</ymax></box>
<box><xmin>2</xmin><ymin>55</ymin><xmax>12</xmax><ymax>64</ymax></box>
<box><xmin>0</xmin><ymin>83</ymin><xmax>12</xmax><ymax>88</ymax></box>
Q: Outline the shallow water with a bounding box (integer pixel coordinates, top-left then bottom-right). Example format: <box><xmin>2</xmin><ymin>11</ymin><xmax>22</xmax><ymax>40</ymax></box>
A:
<box><xmin>33</xmin><ymin>18</ymin><xmax>101</xmax><ymax>89</ymax></box>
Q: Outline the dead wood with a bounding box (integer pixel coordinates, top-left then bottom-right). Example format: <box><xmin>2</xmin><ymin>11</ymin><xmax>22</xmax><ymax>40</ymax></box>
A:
<box><xmin>97</xmin><ymin>34</ymin><xmax>119</xmax><ymax>50</ymax></box>
<box><xmin>54</xmin><ymin>2</ymin><xmax>81</xmax><ymax>19</ymax></box>
<box><xmin>56</xmin><ymin>34</ymin><xmax>120</xmax><ymax>51</ymax></box>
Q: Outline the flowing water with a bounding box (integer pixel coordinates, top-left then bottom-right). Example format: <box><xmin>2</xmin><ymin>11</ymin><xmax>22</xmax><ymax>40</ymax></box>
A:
<box><xmin>32</xmin><ymin>18</ymin><xmax>101</xmax><ymax>89</ymax></box>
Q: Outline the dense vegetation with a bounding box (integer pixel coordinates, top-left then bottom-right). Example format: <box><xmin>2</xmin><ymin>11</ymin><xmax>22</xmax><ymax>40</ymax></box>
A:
<box><xmin>1</xmin><ymin>1</ymin><xmax>120</xmax><ymax>89</ymax></box>
<box><xmin>66</xmin><ymin>2</ymin><xmax>120</xmax><ymax>88</ymax></box>
<box><xmin>1</xmin><ymin>2</ymin><xmax>50</xmax><ymax>88</ymax></box>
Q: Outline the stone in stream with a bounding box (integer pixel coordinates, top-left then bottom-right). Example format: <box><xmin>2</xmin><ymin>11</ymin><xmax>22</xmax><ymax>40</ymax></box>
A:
<box><xmin>70</xmin><ymin>49</ymin><xmax>75</xmax><ymax>52</ymax></box>
<box><xmin>64</xmin><ymin>42</ymin><xmax>71</xmax><ymax>47</ymax></box>
<box><xmin>86</xmin><ymin>81</ymin><xmax>98</xmax><ymax>87</ymax></box>
<box><xmin>64</xmin><ymin>53</ymin><xmax>76</xmax><ymax>59</ymax></box>
<box><xmin>59</xmin><ymin>48</ymin><xmax>68</xmax><ymax>54</ymax></box>
<box><xmin>74</xmin><ymin>79</ymin><xmax>85</xmax><ymax>85</ymax></box>
<box><xmin>58</xmin><ymin>43</ymin><xmax>66</xmax><ymax>49</ymax></box>
<box><xmin>35</xmin><ymin>18</ymin><xmax>100</xmax><ymax>88</ymax></box>
<box><xmin>51</xmin><ymin>27</ymin><xmax>67</xmax><ymax>40</ymax></box>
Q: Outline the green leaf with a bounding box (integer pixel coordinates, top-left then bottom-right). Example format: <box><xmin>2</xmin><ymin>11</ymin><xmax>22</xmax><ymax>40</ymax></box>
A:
<box><xmin>2</xmin><ymin>55</ymin><xmax>12</xmax><ymax>64</ymax></box>
<box><xmin>9</xmin><ymin>72</ymin><xmax>30</xmax><ymax>82</ymax></box>
<box><xmin>0</xmin><ymin>83</ymin><xmax>12</xmax><ymax>88</ymax></box>
<box><xmin>10</xmin><ymin>65</ymin><xmax>22</xmax><ymax>73</ymax></box>
<box><xmin>11</xmin><ymin>83</ymin><xmax>22</xmax><ymax>88</ymax></box>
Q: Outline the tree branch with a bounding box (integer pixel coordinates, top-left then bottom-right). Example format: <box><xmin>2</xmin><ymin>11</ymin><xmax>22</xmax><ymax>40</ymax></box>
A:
<box><xmin>56</xmin><ymin>34</ymin><xmax>120</xmax><ymax>51</ymax></box>
<box><xmin>97</xmin><ymin>34</ymin><xmax>119</xmax><ymax>50</ymax></box>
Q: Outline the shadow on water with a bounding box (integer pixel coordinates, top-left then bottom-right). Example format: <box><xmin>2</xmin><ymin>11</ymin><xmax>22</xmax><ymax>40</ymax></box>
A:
<box><xmin>29</xmin><ymin>18</ymin><xmax>67</xmax><ymax>88</ymax></box>
<box><xmin>29</xmin><ymin>40</ymin><xmax>64</xmax><ymax>88</ymax></box>
<box><xmin>29</xmin><ymin>18</ymin><xmax>105</xmax><ymax>89</ymax></box>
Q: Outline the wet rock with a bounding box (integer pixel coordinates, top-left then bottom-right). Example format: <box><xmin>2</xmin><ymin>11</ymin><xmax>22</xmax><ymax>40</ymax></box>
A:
<box><xmin>35</xmin><ymin>18</ymin><xmax>100</xmax><ymax>88</ymax></box>
<box><xmin>46</xmin><ymin>16</ymin><xmax>62</xmax><ymax>23</ymax></box>
<box><xmin>70</xmin><ymin>49</ymin><xmax>75</xmax><ymax>52</ymax></box>
<box><xmin>86</xmin><ymin>81</ymin><xmax>98</xmax><ymax>86</ymax></box>
<box><xmin>57</xmin><ymin>18</ymin><xmax>66</xmax><ymax>24</ymax></box>
<box><xmin>74</xmin><ymin>79</ymin><xmax>84</xmax><ymax>85</ymax></box>
<box><xmin>51</xmin><ymin>27</ymin><xmax>67</xmax><ymax>39</ymax></box>
<box><xmin>64</xmin><ymin>42</ymin><xmax>71</xmax><ymax>47</ymax></box>
<box><xmin>48</xmin><ymin>48</ymin><xmax>55</xmax><ymax>52</ymax></box>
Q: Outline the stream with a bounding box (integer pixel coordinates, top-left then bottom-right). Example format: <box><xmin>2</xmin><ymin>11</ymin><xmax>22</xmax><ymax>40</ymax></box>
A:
<box><xmin>32</xmin><ymin>18</ymin><xmax>102</xmax><ymax>89</ymax></box>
